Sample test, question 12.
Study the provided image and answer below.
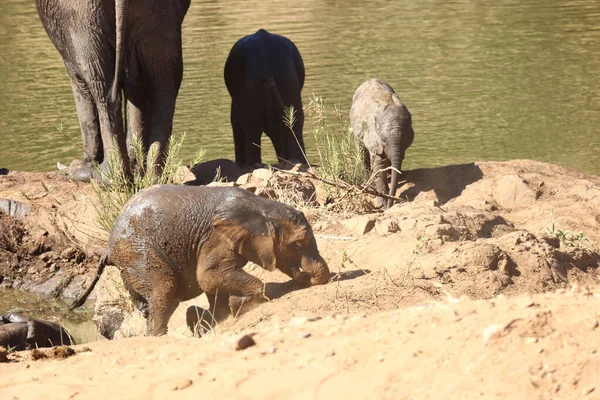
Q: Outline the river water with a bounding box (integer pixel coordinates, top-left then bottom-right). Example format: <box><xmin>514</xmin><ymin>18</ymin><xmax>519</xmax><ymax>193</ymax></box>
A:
<box><xmin>0</xmin><ymin>288</ymin><xmax>101</xmax><ymax>345</ymax></box>
<box><xmin>1</xmin><ymin>0</ymin><xmax>600</xmax><ymax>342</ymax></box>
<box><xmin>0</xmin><ymin>0</ymin><xmax>599</xmax><ymax>174</ymax></box>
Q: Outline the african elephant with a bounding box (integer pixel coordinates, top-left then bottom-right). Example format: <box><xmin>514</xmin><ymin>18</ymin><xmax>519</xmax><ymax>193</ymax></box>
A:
<box><xmin>350</xmin><ymin>78</ymin><xmax>415</xmax><ymax>209</ymax></box>
<box><xmin>70</xmin><ymin>185</ymin><xmax>330</xmax><ymax>336</ymax></box>
<box><xmin>35</xmin><ymin>0</ymin><xmax>191</xmax><ymax>182</ymax></box>
<box><xmin>224</xmin><ymin>29</ymin><xmax>307</xmax><ymax>166</ymax></box>
<box><xmin>0</xmin><ymin>313</ymin><xmax>75</xmax><ymax>351</ymax></box>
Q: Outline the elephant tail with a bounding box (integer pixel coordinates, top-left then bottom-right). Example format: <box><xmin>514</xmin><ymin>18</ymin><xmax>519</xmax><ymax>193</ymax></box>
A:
<box><xmin>264</xmin><ymin>77</ymin><xmax>287</xmax><ymax>125</ymax></box>
<box><xmin>110</xmin><ymin>0</ymin><xmax>128</xmax><ymax>104</ymax></box>
<box><xmin>69</xmin><ymin>252</ymin><xmax>109</xmax><ymax>310</ymax></box>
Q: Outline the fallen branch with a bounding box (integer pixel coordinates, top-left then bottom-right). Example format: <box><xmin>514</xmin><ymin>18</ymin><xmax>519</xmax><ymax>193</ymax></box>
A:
<box><xmin>271</xmin><ymin>166</ymin><xmax>408</xmax><ymax>204</ymax></box>
<box><xmin>315</xmin><ymin>234</ymin><xmax>355</xmax><ymax>241</ymax></box>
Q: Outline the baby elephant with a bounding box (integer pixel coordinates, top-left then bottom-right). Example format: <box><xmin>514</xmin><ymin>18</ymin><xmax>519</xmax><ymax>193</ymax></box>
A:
<box><xmin>0</xmin><ymin>312</ymin><xmax>75</xmax><ymax>351</ymax></box>
<box><xmin>224</xmin><ymin>28</ymin><xmax>307</xmax><ymax>166</ymax></box>
<box><xmin>350</xmin><ymin>78</ymin><xmax>415</xmax><ymax>209</ymax></box>
<box><xmin>70</xmin><ymin>186</ymin><xmax>330</xmax><ymax>336</ymax></box>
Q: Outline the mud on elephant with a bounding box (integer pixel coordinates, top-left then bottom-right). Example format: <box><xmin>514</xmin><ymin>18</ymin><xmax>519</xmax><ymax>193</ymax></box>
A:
<box><xmin>0</xmin><ymin>313</ymin><xmax>75</xmax><ymax>351</ymax></box>
<box><xmin>350</xmin><ymin>78</ymin><xmax>415</xmax><ymax>209</ymax></box>
<box><xmin>70</xmin><ymin>186</ymin><xmax>330</xmax><ymax>337</ymax></box>
<box><xmin>35</xmin><ymin>0</ymin><xmax>191</xmax><ymax>182</ymax></box>
<box><xmin>224</xmin><ymin>29</ymin><xmax>307</xmax><ymax>166</ymax></box>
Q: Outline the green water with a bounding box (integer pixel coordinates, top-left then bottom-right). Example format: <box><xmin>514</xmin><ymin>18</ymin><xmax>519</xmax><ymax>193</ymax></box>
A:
<box><xmin>0</xmin><ymin>288</ymin><xmax>101</xmax><ymax>345</ymax></box>
<box><xmin>0</xmin><ymin>0</ymin><xmax>599</xmax><ymax>174</ymax></box>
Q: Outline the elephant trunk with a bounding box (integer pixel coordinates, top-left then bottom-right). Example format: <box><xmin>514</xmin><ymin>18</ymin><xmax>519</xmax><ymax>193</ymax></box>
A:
<box><xmin>110</xmin><ymin>0</ymin><xmax>128</xmax><ymax>104</ymax></box>
<box><xmin>301</xmin><ymin>254</ymin><xmax>330</xmax><ymax>286</ymax></box>
<box><xmin>386</xmin><ymin>136</ymin><xmax>404</xmax><ymax>209</ymax></box>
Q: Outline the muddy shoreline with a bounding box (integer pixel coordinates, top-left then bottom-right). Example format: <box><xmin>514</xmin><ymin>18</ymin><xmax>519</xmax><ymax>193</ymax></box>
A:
<box><xmin>1</xmin><ymin>159</ymin><xmax>600</xmax><ymax>397</ymax></box>
<box><xmin>1</xmin><ymin>159</ymin><xmax>598</xmax><ymax>300</ymax></box>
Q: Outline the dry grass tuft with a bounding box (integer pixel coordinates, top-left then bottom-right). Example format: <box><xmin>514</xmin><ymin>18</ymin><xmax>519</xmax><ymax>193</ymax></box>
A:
<box><xmin>92</xmin><ymin>133</ymin><xmax>205</xmax><ymax>234</ymax></box>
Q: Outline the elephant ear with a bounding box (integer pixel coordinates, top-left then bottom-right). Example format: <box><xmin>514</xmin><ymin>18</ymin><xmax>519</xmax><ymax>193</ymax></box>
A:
<box><xmin>366</xmin><ymin>113</ymin><xmax>385</xmax><ymax>156</ymax></box>
<box><xmin>213</xmin><ymin>195</ymin><xmax>277</xmax><ymax>271</ymax></box>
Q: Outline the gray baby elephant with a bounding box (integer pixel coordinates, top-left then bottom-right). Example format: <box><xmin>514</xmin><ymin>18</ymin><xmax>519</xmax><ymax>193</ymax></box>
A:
<box><xmin>350</xmin><ymin>78</ymin><xmax>415</xmax><ymax>209</ymax></box>
<box><xmin>70</xmin><ymin>186</ymin><xmax>330</xmax><ymax>337</ymax></box>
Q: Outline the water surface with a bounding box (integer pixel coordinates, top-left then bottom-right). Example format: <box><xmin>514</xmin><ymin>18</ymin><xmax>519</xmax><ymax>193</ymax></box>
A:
<box><xmin>1</xmin><ymin>0</ymin><xmax>599</xmax><ymax>174</ymax></box>
<box><xmin>0</xmin><ymin>288</ymin><xmax>100</xmax><ymax>345</ymax></box>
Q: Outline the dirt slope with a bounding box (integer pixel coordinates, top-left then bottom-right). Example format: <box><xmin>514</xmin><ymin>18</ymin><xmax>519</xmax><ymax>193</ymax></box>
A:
<box><xmin>1</xmin><ymin>159</ymin><xmax>599</xmax><ymax>399</ymax></box>
<box><xmin>1</xmin><ymin>288</ymin><xmax>600</xmax><ymax>399</ymax></box>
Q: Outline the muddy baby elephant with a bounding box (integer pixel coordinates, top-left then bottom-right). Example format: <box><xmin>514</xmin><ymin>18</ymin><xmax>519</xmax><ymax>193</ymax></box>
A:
<box><xmin>350</xmin><ymin>78</ymin><xmax>415</xmax><ymax>209</ymax></box>
<box><xmin>70</xmin><ymin>186</ymin><xmax>330</xmax><ymax>336</ymax></box>
<box><xmin>0</xmin><ymin>313</ymin><xmax>75</xmax><ymax>351</ymax></box>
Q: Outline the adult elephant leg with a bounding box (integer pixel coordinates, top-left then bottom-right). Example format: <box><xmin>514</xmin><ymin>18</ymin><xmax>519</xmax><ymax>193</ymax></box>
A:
<box><xmin>126</xmin><ymin>39</ymin><xmax>183</xmax><ymax>178</ymax></box>
<box><xmin>94</xmin><ymin>97</ymin><xmax>129</xmax><ymax>181</ymax></box>
<box><xmin>69</xmin><ymin>40</ymin><xmax>129</xmax><ymax>182</ymax></box>
<box><xmin>231</xmin><ymin>103</ymin><xmax>247</xmax><ymax>165</ymax></box>
<box><xmin>66</xmin><ymin>69</ymin><xmax>102</xmax><ymax>182</ymax></box>
<box><xmin>265</xmin><ymin>125</ymin><xmax>285</xmax><ymax>163</ymax></box>
<box><xmin>124</xmin><ymin>47</ymin><xmax>150</xmax><ymax>169</ymax></box>
<box><xmin>147</xmin><ymin>101</ymin><xmax>178</xmax><ymax>177</ymax></box>
<box><xmin>244</xmin><ymin>127</ymin><xmax>263</xmax><ymax>166</ymax></box>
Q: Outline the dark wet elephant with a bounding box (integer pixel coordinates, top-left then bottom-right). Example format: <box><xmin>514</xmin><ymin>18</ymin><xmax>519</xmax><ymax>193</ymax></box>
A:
<box><xmin>0</xmin><ymin>313</ymin><xmax>75</xmax><ymax>351</ymax></box>
<box><xmin>224</xmin><ymin>29</ymin><xmax>307</xmax><ymax>166</ymax></box>
<box><xmin>70</xmin><ymin>185</ymin><xmax>330</xmax><ymax>337</ymax></box>
<box><xmin>350</xmin><ymin>78</ymin><xmax>415</xmax><ymax>209</ymax></box>
<box><xmin>35</xmin><ymin>0</ymin><xmax>191</xmax><ymax>182</ymax></box>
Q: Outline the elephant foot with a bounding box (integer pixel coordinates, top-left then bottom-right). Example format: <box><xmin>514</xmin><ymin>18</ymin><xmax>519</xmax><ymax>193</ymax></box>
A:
<box><xmin>91</xmin><ymin>160</ymin><xmax>115</xmax><ymax>186</ymax></box>
<box><xmin>228</xmin><ymin>295</ymin><xmax>267</xmax><ymax>318</ymax></box>
<box><xmin>372</xmin><ymin>196</ymin><xmax>385</xmax><ymax>210</ymax></box>
<box><xmin>185</xmin><ymin>306</ymin><xmax>217</xmax><ymax>337</ymax></box>
<box><xmin>68</xmin><ymin>160</ymin><xmax>95</xmax><ymax>182</ymax></box>
<box><xmin>88</xmin><ymin>160</ymin><xmax>130</xmax><ymax>188</ymax></box>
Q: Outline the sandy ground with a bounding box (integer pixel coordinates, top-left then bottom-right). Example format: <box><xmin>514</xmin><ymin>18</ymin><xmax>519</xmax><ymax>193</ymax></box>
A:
<box><xmin>1</xmin><ymin>159</ymin><xmax>599</xmax><ymax>399</ymax></box>
<box><xmin>1</xmin><ymin>288</ymin><xmax>600</xmax><ymax>399</ymax></box>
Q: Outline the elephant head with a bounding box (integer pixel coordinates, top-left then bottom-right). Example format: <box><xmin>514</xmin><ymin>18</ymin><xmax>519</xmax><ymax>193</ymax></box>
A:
<box><xmin>213</xmin><ymin>194</ymin><xmax>330</xmax><ymax>287</ymax></box>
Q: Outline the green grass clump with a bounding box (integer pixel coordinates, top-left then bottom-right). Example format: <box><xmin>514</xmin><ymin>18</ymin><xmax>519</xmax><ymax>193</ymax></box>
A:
<box><xmin>545</xmin><ymin>211</ymin><xmax>590</xmax><ymax>249</ymax></box>
<box><xmin>306</xmin><ymin>94</ymin><xmax>366</xmax><ymax>186</ymax></box>
<box><xmin>92</xmin><ymin>133</ymin><xmax>205</xmax><ymax>233</ymax></box>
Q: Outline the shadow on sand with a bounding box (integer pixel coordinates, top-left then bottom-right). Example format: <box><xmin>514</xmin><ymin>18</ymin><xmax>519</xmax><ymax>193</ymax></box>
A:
<box><xmin>398</xmin><ymin>162</ymin><xmax>484</xmax><ymax>205</ymax></box>
<box><xmin>186</xmin><ymin>158</ymin><xmax>310</xmax><ymax>186</ymax></box>
<box><xmin>264</xmin><ymin>268</ymin><xmax>370</xmax><ymax>301</ymax></box>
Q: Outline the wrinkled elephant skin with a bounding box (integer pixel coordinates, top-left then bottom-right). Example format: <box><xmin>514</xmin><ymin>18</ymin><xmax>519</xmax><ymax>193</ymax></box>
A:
<box><xmin>350</xmin><ymin>78</ymin><xmax>415</xmax><ymax>209</ymax></box>
<box><xmin>35</xmin><ymin>0</ymin><xmax>190</xmax><ymax>181</ymax></box>
<box><xmin>70</xmin><ymin>186</ymin><xmax>330</xmax><ymax>337</ymax></box>
<box><xmin>0</xmin><ymin>313</ymin><xmax>76</xmax><ymax>351</ymax></box>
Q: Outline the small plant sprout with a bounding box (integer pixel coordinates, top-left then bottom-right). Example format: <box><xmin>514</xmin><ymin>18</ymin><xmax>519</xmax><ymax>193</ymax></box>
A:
<box><xmin>545</xmin><ymin>211</ymin><xmax>590</xmax><ymax>249</ymax></box>
<box><xmin>283</xmin><ymin>105</ymin><xmax>310</xmax><ymax>167</ymax></box>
